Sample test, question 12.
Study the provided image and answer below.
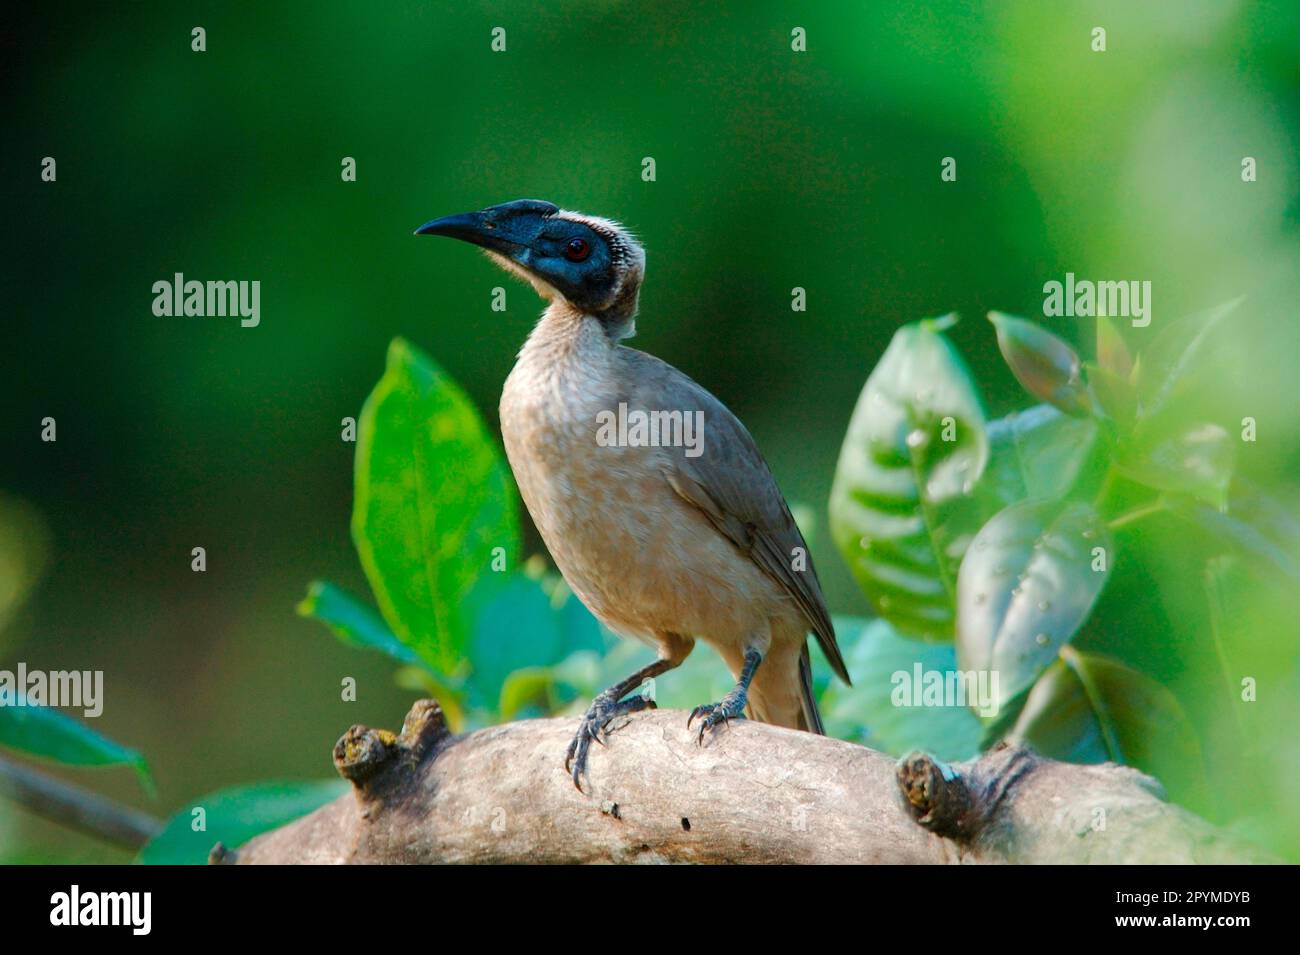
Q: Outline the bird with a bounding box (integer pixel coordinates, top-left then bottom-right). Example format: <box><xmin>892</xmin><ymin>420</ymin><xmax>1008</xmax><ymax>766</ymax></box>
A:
<box><xmin>416</xmin><ymin>199</ymin><xmax>850</xmax><ymax>788</ymax></box>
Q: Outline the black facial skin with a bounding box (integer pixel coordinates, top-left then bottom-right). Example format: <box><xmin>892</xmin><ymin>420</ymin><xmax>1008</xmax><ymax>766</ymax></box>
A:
<box><xmin>416</xmin><ymin>200</ymin><xmax>622</xmax><ymax>313</ymax></box>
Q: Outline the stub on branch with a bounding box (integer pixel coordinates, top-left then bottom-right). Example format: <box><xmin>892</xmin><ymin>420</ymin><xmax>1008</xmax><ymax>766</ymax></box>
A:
<box><xmin>333</xmin><ymin>698</ymin><xmax>450</xmax><ymax>788</ymax></box>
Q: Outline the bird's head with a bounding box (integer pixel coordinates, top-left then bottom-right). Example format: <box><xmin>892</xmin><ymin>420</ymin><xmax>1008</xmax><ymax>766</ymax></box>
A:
<box><xmin>416</xmin><ymin>200</ymin><xmax>645</xmax><ymax>334</ymax></box>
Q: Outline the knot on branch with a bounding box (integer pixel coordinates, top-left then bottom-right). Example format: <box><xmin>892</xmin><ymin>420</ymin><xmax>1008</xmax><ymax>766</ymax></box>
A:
<box><xmin>896</xmin><ymin>742</ymin><xmax>1037</xmax><ymax>842</ymax></box>
<box><xmin>897</xmin><ymin>752</ymin><xmax>976</xmax><ymax>839</ymax></box>
<box><xmin>333</xmin><ymin>726</ymin><xmax>399</xmax><ymax>782</ymax></box>
<box><xmin>333</xmin><ymin>698</ymin><xmax>450</xmax><ymax>792</ymax></box>
<box><xmin>398</xmin><ymin>699</ymin><xmax>449</xmax><ymax>757</ymax></box>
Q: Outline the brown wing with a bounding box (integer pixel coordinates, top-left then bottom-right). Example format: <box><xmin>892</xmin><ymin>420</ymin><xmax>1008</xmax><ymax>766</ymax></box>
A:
<box><xmin>624</xmin><ymin>348</ymin><xmax>851</xmax><ymax>685</ymax></box>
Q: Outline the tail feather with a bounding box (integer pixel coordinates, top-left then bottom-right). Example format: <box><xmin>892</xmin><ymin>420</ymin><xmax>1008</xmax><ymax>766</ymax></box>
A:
<box><xmin>797</xmin><ymin>643</ymin><xmax>826</xmax><ymax>735</ymax></box>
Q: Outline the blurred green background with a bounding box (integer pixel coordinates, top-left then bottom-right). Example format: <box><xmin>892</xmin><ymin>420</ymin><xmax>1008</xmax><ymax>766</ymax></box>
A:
<box><xmin>2</xmin><ymin>0</ymin><xmax>1298</xmax><ymax>861</ymax></box>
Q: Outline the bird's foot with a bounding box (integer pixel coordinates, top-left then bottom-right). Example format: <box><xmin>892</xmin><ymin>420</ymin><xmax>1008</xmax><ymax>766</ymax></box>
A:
<box><xmin>565</xmin><ymin>691</ymin><xmax>656</xmax><ymax>791</ymax></box>
<box><xmin>687</xmin><ymin>689</ymin><xmax>747</xmax><ymax>745</ymax></box>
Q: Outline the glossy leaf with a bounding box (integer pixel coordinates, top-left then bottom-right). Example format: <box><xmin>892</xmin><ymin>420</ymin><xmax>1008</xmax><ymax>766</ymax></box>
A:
<box><xmin>1168</xmin><ymin>490</ymin><xmax>1300</xmax><ymax>583</ymax></box>
<box><xmin>829</xmin><ymin>316</ymin><xmax>988</xmax><ymax>639</ymax></box>
<box><xmin>818</xmin><ymin>617</ymin><xmax>983</xmax><ymax>761</ymax></box>
<box><xmin>352</xmin><ymin>338</ymin><xmax>520</xmax><ymax>673</ymax></box>
<box><xmin>979</xmin><ymin>404</ymin><xmax>1100</xmax><ymax>508</ymax></box>
<box><xmin>1117</xmin><ymin>419</ymin><xmax>1234</xmax><ymax>507</ymax></box>
<box><xmin>137</xmin><ymin>780</ymin><xmax>347</xmax><ymax>865</ymax></box>
<box><xmin>548</xmin><ymin>635</ymin><xmax>736</xmax><ymax>718</ymax></box>
<box><xmin>296</xmin><ymin>579</ymin><xmax>429</xmax><ymax>669</ymax></box>
<box><xmin>463</xmin><ymin>571</ymin><xmax>604</xmax><ymax>711</ymax></box>
<box><xmin>0</xmin><ymin>693</ymin><xmax>151</xmax><ymax>792</ymax></box>
<box><xmin>956</xmin><ymin>499</ymin><xmax>1111</xmax><ymax>715</ymax></box>
<box><xmin>988</xmin><ymin>312</ymin><xmax>1092</xmax><ymax>416</ymax></box>
<box><xmin>1009</xmin><ymin>650</ymin><xmax>1203</xmax><ymax>799</ymax></box>
<box><xmin>1136</xmin><ymin>298</ymin><xmax>1242</xmax><ymax>418</ymax></box>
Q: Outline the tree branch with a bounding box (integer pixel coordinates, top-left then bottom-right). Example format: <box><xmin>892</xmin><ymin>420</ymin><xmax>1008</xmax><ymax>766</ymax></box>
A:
<box><xmin>224</xmin><ymin>699</ymin><xmax>1272</xmax><ymax>864</ymax></box>
<box><xmin>0</xmin><ymin>754</ymin><xmax>162</xmax><ymax>851</ymax></box>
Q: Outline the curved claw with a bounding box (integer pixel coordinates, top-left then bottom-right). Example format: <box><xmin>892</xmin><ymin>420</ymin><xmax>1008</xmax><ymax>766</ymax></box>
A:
<box><xmin>695</xmin><ymin>710</ymin><xmax>729</xmax><ymax>745</ymax></box>
<box><xmin>564</xmin><ymin>740</ymin><xmax>580</xmax><ymax>780</ymax></box>
<box><xmin>689</xmin><ymin>697</ymin><xmax>744</xmax><ymax>745</ymax></box>
<box><xmin>568</xmin><ymin>724</ymin><xmax>596</xmax><ymax>790</ymax></box>
<box><xmin>565</xmin><ymin>693</ymin><xmax>656</xmax><ymax>792</ymax></box>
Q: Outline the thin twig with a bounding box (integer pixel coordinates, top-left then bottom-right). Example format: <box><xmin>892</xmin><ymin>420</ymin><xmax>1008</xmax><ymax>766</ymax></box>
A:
<box><xmin>0</xmin><ymin>753</ymin><xmax>162</xmax><ymax>851</ymax></box>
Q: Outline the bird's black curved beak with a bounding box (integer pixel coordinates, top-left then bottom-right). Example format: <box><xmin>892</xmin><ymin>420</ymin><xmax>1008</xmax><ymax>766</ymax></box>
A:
<box><xmin>414</xmin><ymin>211</ymin><xmax>514</xmax><ymax>252</ymax></box>
<box><xmin>414</xmin><ymin>200</ymin><xmax>559</xmax><ymax>256</ymax></box>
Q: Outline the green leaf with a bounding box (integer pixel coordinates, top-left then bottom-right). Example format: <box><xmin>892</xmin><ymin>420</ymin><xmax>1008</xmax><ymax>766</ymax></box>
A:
<box><xmin>1009</xmin><ymin>650</ymin><xmax>1203</xmax><ymax>798</ymax></box>
<box><xmin>352</xmin><ymin>338</ymin><xmax>521</xmax><ymax>673</ymax></box>
<box><xmin>1084</xmin><ymin>361</ymin><xmax>1136</xmax><ymax>425</ymax></box>
<box><xmin>818</xmin><ymin>617</ymin><xmax>983</xmax><ymax>761</ymax></box>
<box><xmin>498</xmin><ymin>667</ymin><xmax>555</xmax><ymax>720</ymax></box>
<box><xmin>463</xmin><ymin>571</ymin><xmax>603</xmax><ymax>712</ymax></box>
<box><xmin>1167</xmin><ymin>487</ymin><xmax>1300</xmax><ymax>583</ymax></box>
<box><xmin>1136</xmin><ymin>298</ymin><xmax>1242</xmax><ymax>419</ymax></box>
<box><xmin>1117</xmin><ymin>419</ymin><xmax>1234</xmax><ymax>507</ymax></box>
<box><xmin>137</xmin><ymin>780</ymin><xmax>347</xmax><ymax>865</ymax></box>
<box><xmin>1095</xmin><ymin>315</ymin><xmax>1133</xmax><ymax>380</ymax></box>
<box><xmin>979</xmin><ymin>404</ymin><xmax>1100</xmax><ymax>507</ymax></box>
<box><xmin>296</xmin><ymin>579</ymin><xmax>429</xmax><ymax>670</ymax></box>
<box><xmin>829</xmin><ymin>315</ymin><xmax>989</xmax><ymax>639</ymax></box>
<box><xmin>637</xmin><ymin>645</ymin><xmax>736</xmax><ymax>713</ymax></box>
<box><xmin>548</xmin><ymin>637</ymin><xmax>736</xmax><ymax>718</ymax></box>
<box><xmin>0</xmin><ymin>694</ymin><xmax>152</xmax><ymax>792</ymax></box>
<box><xmin>1228</xmin><ymin>479</ymin><xmax>1300</xmax><ymax>556</ymax></box>
<box><xmin>988</xmin><ymin>312</ymin><xmax>1092</xmax><ymax>416</ymax></box>
<box><xmin>955</xmin><ymin>499</ymin><xmax>1112</xmax><ymax>715</ymax></box>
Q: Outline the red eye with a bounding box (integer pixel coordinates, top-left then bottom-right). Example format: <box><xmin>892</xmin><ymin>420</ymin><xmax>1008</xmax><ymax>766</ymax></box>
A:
<box><xmin>563</xmin><ymin>237</ymin><xmax>590</xmax><ymax>262</ymax></box>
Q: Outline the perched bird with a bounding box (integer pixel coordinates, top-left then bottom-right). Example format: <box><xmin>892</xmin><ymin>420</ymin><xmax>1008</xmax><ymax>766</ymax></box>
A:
<box><xmin>416</xmin><ymin>200</ymin><xmax>850</xmax><ymax>787</ymax></box>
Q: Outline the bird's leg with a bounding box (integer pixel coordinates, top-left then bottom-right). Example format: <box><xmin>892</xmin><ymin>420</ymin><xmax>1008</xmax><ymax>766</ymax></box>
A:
<box><xmin>566</xmin><ymin>658</ymin><xmax>675</xmax><ymax>791</ymax></box>
<box><xmin>688</xmin><ymin>647</ymin><xmax>763</xmax><ymax>744</ymax></box>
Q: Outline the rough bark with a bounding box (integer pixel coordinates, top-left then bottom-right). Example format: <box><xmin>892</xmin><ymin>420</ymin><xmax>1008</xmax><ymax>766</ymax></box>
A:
<box><xmin>223</xmin><ymin>699</ymin><xmax>1273</xmax><ymax>865</ymax></box>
